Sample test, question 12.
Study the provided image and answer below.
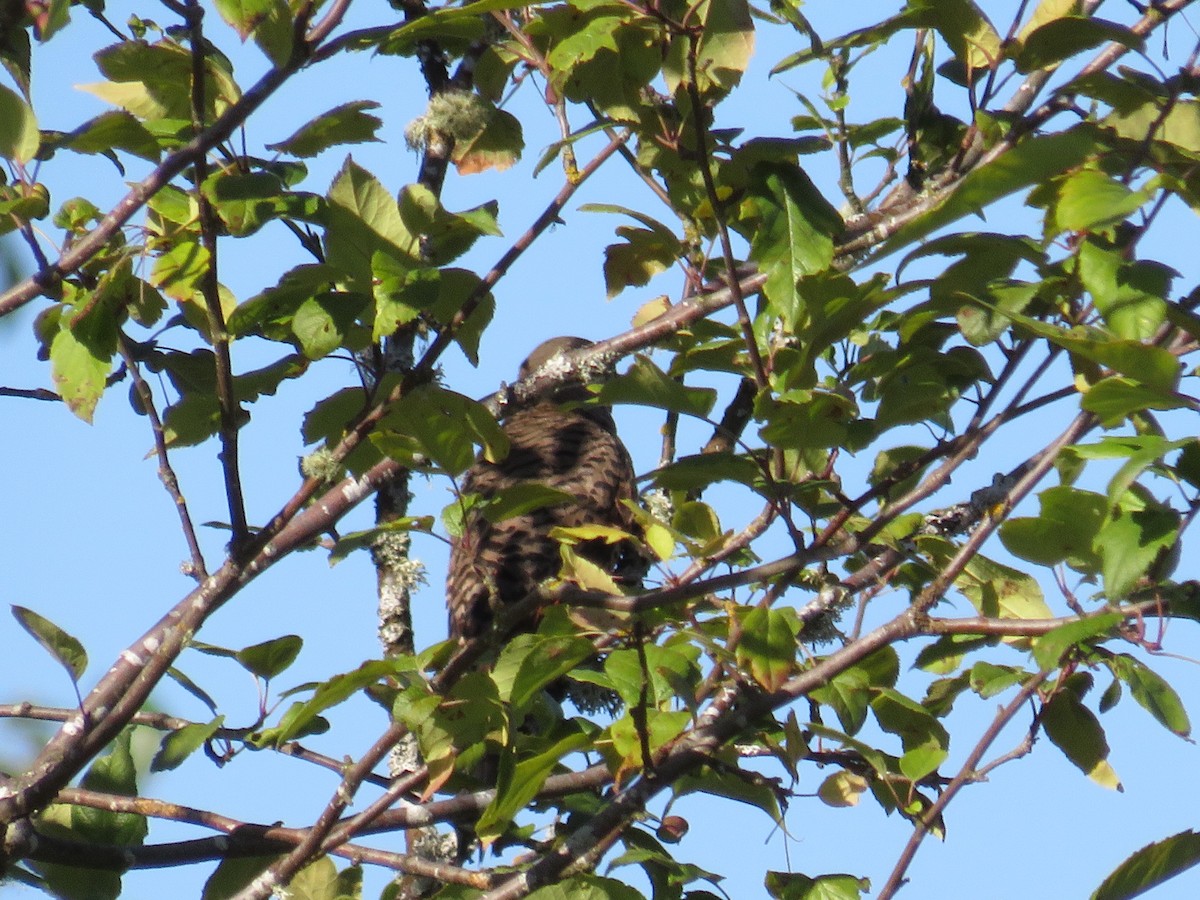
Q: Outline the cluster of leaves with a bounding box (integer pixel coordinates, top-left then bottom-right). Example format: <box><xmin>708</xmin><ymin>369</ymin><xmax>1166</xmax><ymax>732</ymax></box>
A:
<box><xmin>4</xmin><ymin>1</ymin><xmax>1200</xmax><ymax>900</ymax></box>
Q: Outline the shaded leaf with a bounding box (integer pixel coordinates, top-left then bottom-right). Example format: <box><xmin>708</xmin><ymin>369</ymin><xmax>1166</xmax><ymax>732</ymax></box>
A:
<box><xmin>268</xmin><ymin>101</ymin><xmax>384</xmax><ymax>158</ymax></box>
<box><xmin>152</xmin><ymin>716</ymin><xmax>225</xmax><ymax>772</ymax></box>
<box><xmin>1042</xmin><ymin>688</ymin><xmax>1122</xmax><ymax>789</ymax></box>
<box><xmin>1092</xmin><ymin>830</ymin><xmax>1200</xmax><ymax>900</ymax></box>
<box><xmin>12</xmin><ymin>605</ymin><xmax>87</xmax><ymax>683</ymax></box>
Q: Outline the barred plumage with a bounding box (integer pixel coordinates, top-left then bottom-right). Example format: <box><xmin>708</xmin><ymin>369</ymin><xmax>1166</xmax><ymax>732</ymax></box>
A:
<box><xmin>446</xmin><ymin>337</ymin><xmax>644</xmax><ymax>642</ymax></box>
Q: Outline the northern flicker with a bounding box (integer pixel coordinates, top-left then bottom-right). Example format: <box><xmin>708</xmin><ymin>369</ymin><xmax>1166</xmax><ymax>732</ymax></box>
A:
<box><xmin>446</xmin><ymin>337</ymin><xmax>645</xmax><ymax>643</ymax></box>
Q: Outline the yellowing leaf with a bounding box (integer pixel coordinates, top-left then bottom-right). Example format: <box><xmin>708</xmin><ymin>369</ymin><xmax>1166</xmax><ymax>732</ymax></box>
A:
<box><xmin>817</xmin><ymin>771</ymin><xmax>869</xmax><ymax>807</ymax></box>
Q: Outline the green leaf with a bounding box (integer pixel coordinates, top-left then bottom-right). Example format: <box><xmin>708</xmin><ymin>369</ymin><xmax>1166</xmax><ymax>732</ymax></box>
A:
<box><xmin>491</xmin><ymin>633</ymin><xmax>595</xmax><ymax>711</ymax></box>
<box><xmin>758</xmin><ymin>391</ymin><xmax>857</xmax><ymax>450</ymax></box>
<box><xmin>602</xmin><ymin>225</ymin><xmax>680</xmax><ymax>297</ymax></box>
<box><xmin>0</xmin><ymin>83</ymin><xmax>39</xmax><ymax>162</ymax></box>
<box><xmin>480</xmin><ymin>483</ymin><xmax>574</xmax><ymax>523</ymax></box>
<box><xmin>919</xmin><ymin>538</ymin><xmax>1054</xmax><ymax>619</ymax></box>
<box><xmin>202</xmin><ymin>170</ymin><xmax>293</xmax><ymax>237</ymax></box>
<box><xmin>742</xmin><ymin>163</ymin><xmax>842</xmax><ymax>324</ymax></box>
<box><xmin>34</xmin><ymin>729</ymin><xmax>147</xmax><ymax>898</ymax></box>
<box><xmin>12</xmin><ymin>605</ymin><xmax>88</xmax><ymax>683</ymax></box>
<box><xmin>810</xmin><ymin>648</ymin><xmax>899</xmax><ymax>735</ymax></box>
<box><xmin>603</xmin><ymin>643</ymin><xmax>700</xmax><ymax>709</ymax></box>
<box><xmin>1067</xmin><ymin>436</ymin><xmax>1190</xmax><ymax>503</ymax></box>
<box><xmin>675</xmin><ymin>762</ymin><xmax>782</xmax><ymax>818</ymax></box>
<box><xmin>650</xmin><ymin>452</ymin><xmax>763</xmax><ymax>492</ymax></box>
<box><xmin>1042</xmin><ymin>688</ymin><xmax>1122</xmax><ymax>789</ymax></box>
<box><xmin>235</xmin><ymin>635</ymin><xmax>303</xmax><ymax>680</ymax></box>
<box><xmin>329</xmin><ymin>517</ymin><xmax>435</xmax><ymax>565</ymax></box>
<box><xmin>609</xmin><ymin>708</ymin><xmax>690</xmax><ymax>765</ymax></box>
<box><xmin>203</xmin><ymin>856</ymin><xmax>280</xmax><ymax>900</ymax></box>
<box><xmin>526</xmin><ymin>875</ymin><xmax>647</xmax><ymax>900</ymax></box>
<box><xmin>1107</xmin><ymin>653</ymin><xmax>1191</xmax><ymax>738</ymax></box>
<box><xmin>267</xmin><ymin>101</ymin><xmax>383</xmax><ymax>158</ymax></box>
<box><xmin>1076</xmin><ymin>242</ymin><xmax>1171</xmax><ymax>341</ymax></box>
<box><xmin>453</xmin><ymin>105</ymin><xmax>524</xmax><ymax>175</ymax></box>
<box><xmin>287</xmin><ymin>856</ymin><xmax>339</xmax><ymax>900</ymax></box>
<box><xmin>49</xmin><ymin>320</ymin><xmax>111</xmax><ymax>422</ymax></box>
<box><xmin>1016</xmin><ymin>16</ymin><xmax>1143</xmax><ymax>74</ymax></box>
<box><xmin>664</xmin><ymin>0</ymin><xmax>755</xmax><ymax>95</ymax></box>
<box><xmin>1081</xmin><ymin>377</ymin><xmax>1186</xmax><ymax>425</ymax></box>
<box><xmin>879</xmin><ymin>127</ymin><xmax>1097</xmax><ymax>257</ymax></box>
<box><xmin>1051</xmin><ymin>167</ymin><xmax>1145</xmax><ymax>234</ymax></box>
<box><xmin>77</xmin><ymin>729</ymin><xmax>148</xmax><ymax>845</ymax></box>
<box><xmin>930</xmin><ymin>0</ymin><xmax>1001</xmax><ymax>70</ymax></box>
<box><xmin>256</xmin><ymin>659</ymin><xmax>398</xmax><ymax>746</ymax></box>
<box><xmin>968</xmin><ymin>661</ymin><xmax>1027</xmax><ymax>698</ymax></box>
<box><xmin>1032</xmin><ymin>613</ymin><xmax>1124</xmax><ymax>671</ymax></box>
<box><xmin>477</xmin><ymin>728</ymin><xmax>592</xmax><ymax>843</ymax></box>
<box><xmin>150</xmin><ymin>241</ymin><xmax>211</xmax><ymax>302</ymax></box>
<box><xmin>599</xmin><ymin>356</ymin><xmax>717</xmax><ymax>417</ymax></box>
<box><xmin>1000</xmin><ymin>485</ymin><xmax>1106</xmax><ymax>570</ymax></box>
<box><xmin>151</xmin><ymin>716</ymin><xmax>226</xmax><ymax>772</ymax></box>
<box><xmin>214</xmin><ymin>0</ymin><xmax>275</xmax><ymax>41</ymax></box>
<box><xmin>56</xmin><ymin>110</ymin><xmax>160</xmax><ymax>162</ymax></box>
<box><xmin>765</xmin><ymin>871</ymin><xmax>869</xmax><ymax>899</ymax></box>
<box><xmin>871</xmin><ymin>688</ymin><xmax>950</xmax><ymax>774</ymax></box>
<box><xmin>1092</xmin><ymin>830</ymin><xmax>1200</xmax><ymax>900</ymax></box>
<box><xmin>379</xmin><ymin>384</ymin><xmax>509</xmax><ymax>476</ymax></box>
<box><xmin>1098</xmin><ymin>501</ymin><xmax>1179</xmax><ymax>599</ymax></box>
<box><xmin>736</xmin><ymin>607</ymin><xmax>799</xmax><ymax>692</ymax></box>
<box><xmin>291</xmin><ymin>293</ymin><xmax>367</xmax><ymax>360</ymax></box>
<box><xmin>324</xmin><ymin>157</ymin><xmax>419</xmax><ymax>288</ymax></box>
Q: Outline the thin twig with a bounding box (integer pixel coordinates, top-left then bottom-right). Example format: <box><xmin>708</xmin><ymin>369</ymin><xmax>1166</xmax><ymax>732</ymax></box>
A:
<box><xmin>876</xmin><ymin>672</ymin><xmax>1049</xmax><ymax>900</ymax></box>
<box><xmin>118</xmin><ymin>333</ymin><xmax>208</xmax><ymax>578</ymax></box>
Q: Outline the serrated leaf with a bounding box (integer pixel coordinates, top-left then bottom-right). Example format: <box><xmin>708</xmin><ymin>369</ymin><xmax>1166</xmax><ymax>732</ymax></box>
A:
<box><xmin>765</xmin><ymin>871</ymin><xmax>868</xmax><ymax>900</ymax></box>
<box><xmin>12</xmin><ymin>605</ymin><xmax>88</xmax><ymax>682</ymax></box>
<box><xmin>491</xmin><ymin>633</ymin><xmax>595</xmax><ymax>711</ymax></box>
<box><xmin>477</xmin><ymin>729</ymin><xmax>592</xmax><ymax>843</ymax></box>
<box><xmin>49</xmin><ymin>322</ymin><xmax>111</xmax><ymax>422</ymax></box>
<box><xmin>1098</xmin><ymin>502</ymin><xmax>1178</xmax><ymax>599</ymax></box>
<box><xmin>267</xmin><ymin>101</ymin><xmax>383</xmax><ymax>158</ymax></box>
<box><xmin>599</xmin><ymin>356</ymin><xmax>716</xmax><ymax>417</ymax></box>
<box><xmin>737</xmin><ymin>606</ymin><xmax>798</xmax><ymax>692</ymax></box>
<box><xmin>214</xmin><ymin>0</ymin><xmax>274</xmax><ymax>40</ymax></box>
<box><xmin>743</xmin><ymin>163</ymin><xmax>842</xmax><ymax>325</ymax></box>
<box><xmin>1092</xmin><ymin>830</ymin><xmax>1200</xmax><ymax>900</ymax></box>
<box><xmin>880</xmin><ymin>128</ymin><xmax>1097</xmax><ymax>257</ymax></box>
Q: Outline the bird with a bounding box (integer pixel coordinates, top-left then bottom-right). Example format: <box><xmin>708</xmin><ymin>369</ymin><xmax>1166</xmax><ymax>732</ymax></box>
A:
<box><xmin>446</xmin><ymin>336</ymin><xmax>646</xmax><ymax>646</ymax></box>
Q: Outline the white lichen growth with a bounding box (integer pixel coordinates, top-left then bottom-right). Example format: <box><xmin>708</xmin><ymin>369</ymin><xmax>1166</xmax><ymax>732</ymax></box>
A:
<box><xmin>300</xmin><ymin>448</ymin><xmax>342</xmax><ymax>484</ymax></box>
<box><xmin>405</xmin><ymin>90</ymin><xmax>491</xmax><ymax>151</ymax></box>
<box><xmin>642</xmin><ymin>487</ymin><xmax>673</xmax><ymax>522</ymax></box>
